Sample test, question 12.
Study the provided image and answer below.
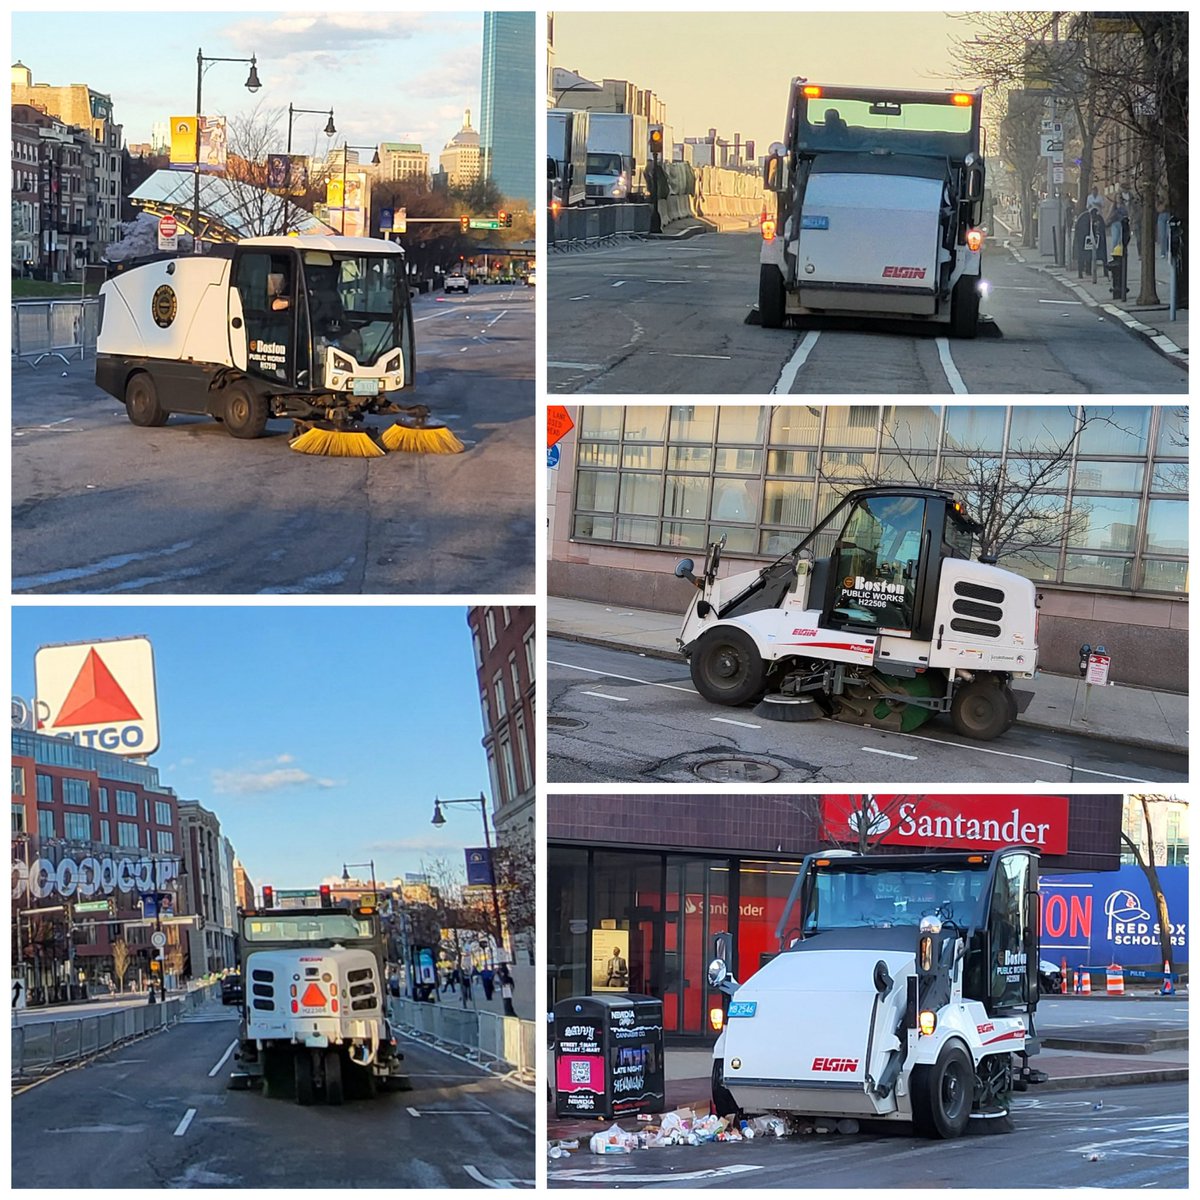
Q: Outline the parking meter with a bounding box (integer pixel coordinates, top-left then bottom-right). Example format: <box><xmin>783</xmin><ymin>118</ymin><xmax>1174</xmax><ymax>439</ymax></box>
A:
<box><xmin>1078</xmin><ymin>644</ymin><xmax>1091</xmax><ymax>677</ymax></box>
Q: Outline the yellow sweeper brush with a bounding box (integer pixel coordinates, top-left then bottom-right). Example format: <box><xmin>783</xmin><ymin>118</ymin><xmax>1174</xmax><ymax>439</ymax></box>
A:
<box><xmin>290</xmin><ymin>424</ymin><xmax>386</xmax><ymax>458</ymax></box>
<box><xmin>381</xmin><ymin>420</ymin><xmax>465</xmax><ymax>455</ymax></box>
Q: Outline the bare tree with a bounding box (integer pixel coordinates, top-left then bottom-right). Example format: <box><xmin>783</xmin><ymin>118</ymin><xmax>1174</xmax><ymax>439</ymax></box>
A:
<box><xmin>1121</xmin><ymin>795</ymin><xmax>1185</xmax><ymax>988</ymax></box>
<box><xmin>111</xmin><ymin>937</ymin><xmax>131</xmax><ymax>993</ymax></box>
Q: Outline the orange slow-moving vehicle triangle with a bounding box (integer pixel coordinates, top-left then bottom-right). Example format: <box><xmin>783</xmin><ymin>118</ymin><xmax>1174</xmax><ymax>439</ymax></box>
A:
<box><xmin>55</xmin><ymin>649</ymin><xmax>142</xmax><ymax>726</ymax></box>
<box><xmin>301</xmin><ymin>982</ymin><xmax>327</xmax><ymax>1008</ymax></box>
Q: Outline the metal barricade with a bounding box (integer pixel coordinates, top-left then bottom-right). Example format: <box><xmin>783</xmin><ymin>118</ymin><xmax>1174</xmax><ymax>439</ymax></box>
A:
<box><xmin>11</xmin><ymin>298</ymin><xmax>101</xmax><ymax>366</ymax></box>
<box><xmin>389</xmin><ymin>997</ymin><xmax>533</xmax><ymax>1082</ymax></box>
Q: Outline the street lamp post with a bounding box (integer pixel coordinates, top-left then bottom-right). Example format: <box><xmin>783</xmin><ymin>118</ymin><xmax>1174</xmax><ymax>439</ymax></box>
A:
<box><xmin>136</xmin><ymin>856</ymin><xmax>187</xmax><ymax>1003</ymax></box>
<box><xmin>287</xmin><ymin>103</ymin><xmax>336</xmax><ymax>156</ymax></box>
<box><xmin>336</xmin><ymin>143</ymin><xmax>380</xmax><ymax>235</ymax></box>
<box><xmin>341</xmin><ymin>859</ymin><xmax>378</xmax><ymax>897</ymax></box>
<box><xmin>192</xmin><ymin>47</ymin><xmax>261</xmax><ymax>253</ymax></box>
<box><xmin>431</xmin><ymin>792</ymin><xmax>506</xmax><ymax>962</ymax></box>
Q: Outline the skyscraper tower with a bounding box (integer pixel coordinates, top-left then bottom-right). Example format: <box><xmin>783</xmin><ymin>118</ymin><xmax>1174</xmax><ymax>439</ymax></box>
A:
<box><xmin>479</xmin><ymin>11</ymin><xmax>535</xmax><ymax>205</ymax></box>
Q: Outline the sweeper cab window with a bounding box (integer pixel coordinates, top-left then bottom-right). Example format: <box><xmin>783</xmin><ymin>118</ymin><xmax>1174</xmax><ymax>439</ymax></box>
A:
<box><xmin>242</xmin><ymin>910</ymin><xmax>375</xmax><ymax>943</ymax></box>
<box><xmin>795</xmin><ymin>90</ymin><xmax>976</xmax><ymax>160</ymax></box>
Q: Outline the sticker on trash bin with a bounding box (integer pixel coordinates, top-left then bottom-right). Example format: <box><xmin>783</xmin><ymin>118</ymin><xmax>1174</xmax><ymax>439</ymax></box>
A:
<box><xmin>728</xmin><ymin>1000</ymin><xmax>757</xmax><ymax>1018</ymax></box>
<box><xmin>570</xmin><ymin>1060</ymin><xmax>592</xmax><ymax>1084</ymax></box>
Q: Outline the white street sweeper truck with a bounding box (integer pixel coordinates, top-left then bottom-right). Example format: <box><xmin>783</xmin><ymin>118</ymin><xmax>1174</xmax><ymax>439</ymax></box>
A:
<box><xmin>758</xmin><ymin>81</ymin><xmax>987</xmax><ymax>336</ymax></box>
<box><xmin>227</xmin><ymin>890</ymin><xmax>409</xmax><ymax>1104</ymax></box>
<box><xmin>96</xmin><ymin>235</ymin><xmax>462</xmax><ymax>457</ymax></box>
<box><xmin>708</xmin><ymin>845</ymin><xmax>1047</xmax><ymax>1139</ymax></box>
<box><xmin>674</xmin><ymin>486</ymin><xmax>1037</xmax><ymax>740</ymax></box>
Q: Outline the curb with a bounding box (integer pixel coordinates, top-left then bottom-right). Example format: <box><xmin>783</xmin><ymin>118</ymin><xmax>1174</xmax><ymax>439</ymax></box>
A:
<box><xmin>547</xmin><ymin>627</ymin><xmax>1184</xmax><ymax>756</ymax></box>
<box><xmin>651</xmin><ymin>220</ymin><xmax>717</xmax><ymax>241</ymax></box>
<box><xmin>1004</xmin><ymin>241</ymin><xmax>1188</xmax><ymax>370</ymax></box>
<box><xmin>1039</xmin><ymin>1066</ymin><xmax>1188</xmax><ymax>1092</ymax></box>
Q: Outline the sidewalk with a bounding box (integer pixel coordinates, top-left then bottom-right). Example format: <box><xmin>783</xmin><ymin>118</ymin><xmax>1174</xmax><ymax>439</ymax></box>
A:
<box><xmin>547</xmin><ymin>597</ymin><xmax>1188</xmax><ymax>755</ymax></box>
<box><xmin>995</xmin><ymin>213</ymin><xmax>1187</xmax><ymax>366</ymax></box>
<box><xmin>548</xmin><ymin>1023</ymin><xmax>1189</xmax><ymax>1141</ymax></box>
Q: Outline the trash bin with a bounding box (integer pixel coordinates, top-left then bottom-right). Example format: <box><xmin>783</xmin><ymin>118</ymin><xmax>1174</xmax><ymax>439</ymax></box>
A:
<box><xmin>553</xmin><ymin>994</ymin><xmax>665</xmax><ymax>1120</ymax></box>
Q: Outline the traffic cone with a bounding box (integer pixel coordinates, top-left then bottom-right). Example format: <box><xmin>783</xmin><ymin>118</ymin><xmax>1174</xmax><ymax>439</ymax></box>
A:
<box><xmin>1074</xmin><ymin>968</ymin><xmax>1082</xmax><ymax>994</ymax></box>
<box><xmin>1161</xmin><ymin>962</ymin><xmax>1174</xmax><ymax>996</ymax></box>
<box><xmin>1106</xmin><ymin>963</ymin><xmax>1124</xmax><ymax>995</ymax></box>
<box><xmin>1080</xmin><ymin>968</ymin><xmax>1091</xmax><ymax>995</ymax></box>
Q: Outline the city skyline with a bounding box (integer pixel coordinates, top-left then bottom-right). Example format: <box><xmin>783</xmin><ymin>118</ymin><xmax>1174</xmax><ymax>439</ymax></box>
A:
<box><xmin>12</xmin><ymin>10</ymin><xmax>488</xmax><ymax>169</ymax></box>
<box><xmin>13</xmin><ymin>605</ymin><xmax>501</xmax><ymax>891</ymax></box>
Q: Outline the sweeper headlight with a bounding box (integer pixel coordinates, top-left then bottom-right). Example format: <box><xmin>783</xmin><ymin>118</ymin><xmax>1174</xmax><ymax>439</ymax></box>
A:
<box><xmin>385</xmin><ymin>353</ymin><xmax>403</xmax><ymax>374</ymax></box>
<box><xmin>332</xmin><ymin>353</ymin><xmax>355</xmax><ymax>373</ymax></box>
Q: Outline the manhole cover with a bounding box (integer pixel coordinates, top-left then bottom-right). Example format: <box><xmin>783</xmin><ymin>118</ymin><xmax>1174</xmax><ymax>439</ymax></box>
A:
<box><xmin>694</xmin><ymin>758</ymin><xmax>781</xmax><ymax>783</ymax></box>
<box><xmin>548</xmin><ymin>716</ymin><xmax>586</xmax><ymax>730</ymax></box>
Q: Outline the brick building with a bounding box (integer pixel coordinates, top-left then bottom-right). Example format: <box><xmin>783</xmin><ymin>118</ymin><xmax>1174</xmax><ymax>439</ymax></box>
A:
<box><xmin>178</xmin><ymin>799</ymin><xmax>238</xmax><ymax>974</ymax></box>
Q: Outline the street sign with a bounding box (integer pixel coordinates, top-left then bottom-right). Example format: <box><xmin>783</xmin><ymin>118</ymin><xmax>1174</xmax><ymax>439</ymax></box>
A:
<box><xmin>1053</xmin><ymin>165</ymin><xmax>1065</xmax><ymax>184</ymax></box>
<box><xmin>151</xmin><ymin>930</ymin><xmax>167</xmax><ymax>948</ymax></box>
<box><xmin>74</xmin><ymin>900</ymin><xmax>111</xmax><ymax>913</ymax></box>
<box><xmin>547</xmin><ymin>404</ymin><xmax>575</xmax><ymax>449</ymax></box>
<box><xmin>158</xmin><ymin>213</ymin><xmax>178</xmax><ymax>251</ymax></box>
<box><xmin>379</xmin><ymin>207</ymin><xmax>394</xmax><ymax>233</ymax></box>
<box><xmin>1086</xmin><ymin>653</ymin><xmax>1111</xmax><ymax>686</ymax></box>
<box><xmin>1040</xmin><ymin>134</ymin><xmax>1064</xmax><ymax>156</ymax></box>
<box><xmin>469</xmin><ymin>218</ymin><xmax>502</xmax><ymax>230</ymax></box>
<box><xmin>547</xmin><ymin>444</ymin><xmax>561</xmax><ymax>469</ymax></box>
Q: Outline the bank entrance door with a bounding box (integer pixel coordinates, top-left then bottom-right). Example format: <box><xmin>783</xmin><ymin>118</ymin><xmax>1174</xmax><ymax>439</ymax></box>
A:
<box><xmin>664</xmin><ymin>856</ymin><xmax>730</xmax><ymax>1034</ymax></box>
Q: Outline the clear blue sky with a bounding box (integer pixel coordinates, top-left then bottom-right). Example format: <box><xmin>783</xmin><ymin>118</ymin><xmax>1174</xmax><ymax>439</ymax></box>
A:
<box><xmin>12</xmin><ymin>11</ymin><xmax>486</xmax><ymax>157</ymax></box>
<box><xmin>13</xmin><ymin>605</ymin><xmax>500</xmax><ymax>891</ymax></box>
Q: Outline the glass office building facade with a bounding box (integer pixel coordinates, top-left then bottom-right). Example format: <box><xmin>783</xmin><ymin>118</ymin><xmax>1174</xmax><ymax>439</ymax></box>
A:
<box><xmin>480</xmin><ymin>11</ymin><xmax>536</xmax><ymax>205</ymax></box>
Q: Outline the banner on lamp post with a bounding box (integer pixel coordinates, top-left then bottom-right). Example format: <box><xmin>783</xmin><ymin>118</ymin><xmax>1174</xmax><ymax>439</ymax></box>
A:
<box><xmin>465</xmin><ymin>847</ymin><xmax>494</xmax><ymax>887</ymax></box>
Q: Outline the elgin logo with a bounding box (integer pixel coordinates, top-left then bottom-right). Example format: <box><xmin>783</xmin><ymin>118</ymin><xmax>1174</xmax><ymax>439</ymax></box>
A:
<box><xmin>812</xmin><ymin>1057</ymin><xmax>859</xmax><ymax>1072</ymax></box>
<box><xmin>882</xmin><ymin>265</ymin><xmax>926</xmax><ymax>279</ymax></box>
<box><xmin>791</xmin><ymin>627</ymin><xmax>818</xmax><ymax>638</ymax></box>
<box><xmin>977</xmin><ymin>1023</ymin><xmax>995</xmax><ymax>1034</ymax></box>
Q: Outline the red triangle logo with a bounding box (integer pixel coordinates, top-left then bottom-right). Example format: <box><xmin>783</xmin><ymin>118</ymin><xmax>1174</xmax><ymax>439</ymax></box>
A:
<box><xmin>55</xmin><ymin>648</ymin><xmax>143</xmax><ymax>726</ymax></box>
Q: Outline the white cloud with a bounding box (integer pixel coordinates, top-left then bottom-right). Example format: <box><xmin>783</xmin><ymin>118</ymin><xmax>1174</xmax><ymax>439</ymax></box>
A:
<box><xmin>211</xmin><ymin>764</ymin><xmax>339</xmax><ymax>795</ymax></box>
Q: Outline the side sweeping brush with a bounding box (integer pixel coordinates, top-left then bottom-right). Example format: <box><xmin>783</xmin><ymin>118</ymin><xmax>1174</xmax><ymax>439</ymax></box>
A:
<box><xmin>290</xmin><ymin>426</ymin><xmax>386</xmax><ymax>458</ymax></box>
<box><xmin>381</xmin><ymin>421</ymin><xmax>465</xmax><ymax>454</ymax></box>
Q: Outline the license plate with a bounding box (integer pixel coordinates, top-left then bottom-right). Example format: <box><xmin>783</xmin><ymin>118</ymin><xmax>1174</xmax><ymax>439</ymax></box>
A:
<box><xmin>352</xmin><ymin>378</ymin><xmax>380</xmax><ymax>397</ymax></box>
<box><xmin>801</xmin><ymin>215</ymin><xmax>830</xmax><ymax>230</ymax></box>
<box><xmin>728</xmin><ymin>1000</ymin><xmax>757</xmax><ymax>1018</ymax></box>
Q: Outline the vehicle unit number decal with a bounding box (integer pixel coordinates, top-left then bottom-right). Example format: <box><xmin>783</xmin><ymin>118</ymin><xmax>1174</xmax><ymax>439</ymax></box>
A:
<box><xmin>728</xmin><ymin>1000</ymin><xmax>757</xmax><ymax>1018</ymax></box>
<box><xmin>801</xmin><ymin>215</ymin><xmax>830</xmax><ymax>230</ymax></box>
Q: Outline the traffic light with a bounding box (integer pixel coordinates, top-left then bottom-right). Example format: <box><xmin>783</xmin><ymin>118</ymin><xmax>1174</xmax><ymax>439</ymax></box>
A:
<box><xmin>498</xmin><ymin>210</ymin><xmax>507</xmax><ymax>227</ymax></box>
<box><xmin>149</xmin><ymin>959</ymin><xmax>161</xmax><ymax>974</ymax></box>
<box><xmin>459</xmin><ymin>214</ymin><xmax>469</xmax><ymax>233</ymax></box>
<box><xmin>649</xmin><ymin>126</ymin><xmax>664</xmax><ymax>158</ymax></box>
<box><xmin>319</xmin><ymin>884</ymin><xmax>332</xmax><ymax>908</ymax></box>
<box><xmin>505</xmin><ymin>211</ymin><xmax>514</xmax><ymax>228</ymax></box>
<box><xmin>261</xmin><ymin>885</ymin><xmax>274</xmax><ymax>908</ymax></box>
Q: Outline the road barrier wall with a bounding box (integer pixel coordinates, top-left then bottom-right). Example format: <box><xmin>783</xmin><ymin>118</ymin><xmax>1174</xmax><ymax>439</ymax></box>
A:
<box><xmin>695</xmin><ymin>164</ymin><xmax>765</xmax><ymax>219</ymax></box>
<box><xmin>11</xmin><ymin>982</ymin><xmax>218</xmax><ymax>1077</ymax></box>
<box><xmin>12</xmin><ymin>299</ymin><xmax>101</xmax><ymax>366</ymax></box>
<box><xmin>389</xmin><ymin>997</ymin><xmax>534</xmax><ymax>1082</ymax></box>
<box><xmin>549</xmin><ymin>203</ymin><xmax>653</xmax><ymax>249</ymax></box>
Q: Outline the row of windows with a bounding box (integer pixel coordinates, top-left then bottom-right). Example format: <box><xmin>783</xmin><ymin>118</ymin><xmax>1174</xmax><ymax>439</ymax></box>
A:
<box><xmin>14</xmin><ymin>736</ymin><xmax>162</xmax><ymax>786</ymax></box>
<box><xmin>28</xmin><ymin>807</ymin><xmax>174</xmax><ymax>853</ymax></box>
<box><xmin>572</xmin><ymin>406</ymin><xmax>1188</xmax><ymax>595</ymax></box>
<box><xmin>486</xmin><ymin>716</ymin><xmax>534</xmax><ymax>809</ymax></box>
<box><xmin>27</xmin><ymin>771</ymin><xmax>175</xmax><ymax>825</ymax></box>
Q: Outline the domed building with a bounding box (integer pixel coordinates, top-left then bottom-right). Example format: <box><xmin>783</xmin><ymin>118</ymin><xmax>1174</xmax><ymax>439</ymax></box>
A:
<box><xmin>439</xmin><ymin>109</ymin><xmax>481</xmax><ymax>189</ymax></box>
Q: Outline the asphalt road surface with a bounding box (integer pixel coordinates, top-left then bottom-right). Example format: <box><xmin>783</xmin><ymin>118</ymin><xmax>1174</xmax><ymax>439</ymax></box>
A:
<box><xmin>548</xmin><ymin>1082</ymin><xmax>1187</xmax><ymax>1189</ymax></box>
<box><xmin>12</xmin><ymin>1003</ymin><xmax>534</xmax><ymax>1188</ymax></box>
<box><xmin>547</xmin><ymin>639</ymin><xmax>1186</xmax><ymax>786</ymax></box>
<box><xmin>12</xmin><ymin>283</ymin><xmax>534</xmax><ymax>594</ymax></box>
<box><xmin>547</xmin><ymin>231</ymin><xmax>1187</xmax><ymax>395</ymax></box>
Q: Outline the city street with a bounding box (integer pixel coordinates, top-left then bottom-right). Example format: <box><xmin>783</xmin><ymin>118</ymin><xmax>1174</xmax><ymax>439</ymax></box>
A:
<box><xmin>546</xmin><ymin>231</ymin><xmax>1187</xmax><ymax>394</ymax></box>
<box><xmin>549</xmin><ymin>1082</ymin><xmax>1187</xmax><ymax>1189</ymax></box>
<box><xmin>547</xmin><ymin>639</ymin><xmax>1187</xmax><ymax>785</ymax></box>
<box><xmin>11</xmin><ymin>283</ymin><xmax>534</xmax><ymax>594</ymax></box>
<box><xmin>12</xmin><ymin>1001</ymin><xmax>534</xmax><ymax>1188</ymax></box>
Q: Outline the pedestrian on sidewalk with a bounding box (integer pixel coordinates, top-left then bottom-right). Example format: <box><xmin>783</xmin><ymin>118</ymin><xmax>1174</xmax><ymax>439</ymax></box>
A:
<box><xmin>479</xmin><ymin>963</ymin><xmax>495</xmax><ymax>1002</ymax></box>
<box><xmin>459</xmin><ymin>969</ymin><xmax>473</xmax><ymax>1008</ymax></box>
<box><xmin>498</xmin><ymin>963</ymin><xmax>517</xmax><ymax>1017</ymax></box>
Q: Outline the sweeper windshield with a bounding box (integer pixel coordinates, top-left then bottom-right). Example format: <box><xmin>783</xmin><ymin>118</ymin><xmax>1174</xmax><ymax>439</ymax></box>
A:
<box><xmin>804</xmin><ymin>859</ymin><xmax>990</xmax><ymax>932</ymax></box>
<box><xmin>301</xmin><ymin>249</ymin><xmax>410</xmax><ymax>373</ymax></box>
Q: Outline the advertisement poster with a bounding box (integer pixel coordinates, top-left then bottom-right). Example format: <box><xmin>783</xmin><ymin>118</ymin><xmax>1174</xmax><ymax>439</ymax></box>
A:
<box><xmin>591</xmin><ymin>928</ymin><xmax>630</xmax><ymax>992</ymax></box>
<box><xmin>168</xmin><ymin>116</ymin><xmax>227</xmax><ymax>173</ymax></box>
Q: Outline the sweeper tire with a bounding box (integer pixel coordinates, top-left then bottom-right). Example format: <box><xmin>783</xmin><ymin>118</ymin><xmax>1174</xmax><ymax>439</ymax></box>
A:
<box><xmin>125</xmin><ymin>373</ymin><xmax>168</xmax><ymax>427</ymax></box>
<box><xmin>223</xmin><ymin>382</ymin><xmax>269</xmax><ymax>439</ymax></box>
<box><xmin>950</xmin><ymin>677</ymin><xmax>1010</xmax><ymax>741</ymax></box>
<box><xmin>690</xmin><ymin>626</ymin><xmax>767</xmax><ymax>706</ymax></box>
<box><xmin>911</xmin><ymin>1043</ymin><xmax>972</xmax><ymax>1139</ymax></box>
<box><xmin>759</xmin><ymin>264</ymin><xmax>786</xmax><ymax>329</ymax></box>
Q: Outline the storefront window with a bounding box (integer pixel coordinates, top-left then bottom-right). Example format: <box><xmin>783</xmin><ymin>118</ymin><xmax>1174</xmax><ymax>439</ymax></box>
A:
<box><xmin>1144</xmin><ymin>500</ymin><xmax>1187</xmax><ymax>554</ymax></box>
<box><xmin>576</xmin><ymin>463</ymin><xmax>619</xmax><ymax>511</ymax></box>
<box><xmin>1151</xmin><ymin>461</ymin><xmax>1187</xmax><ymax>494</ymax></box>
<box><xmin>618</xmin><ymin>474</ymin><xmax>661</xmax><ymax>517</ymax></box>
<box><xmin>1139</xmin><ymin>559</ymin><xmax>1188</xmax><ymax>594</ymax></box>
<box><xmin>1007</xmin><ymin>405</ymin><xmax>1076</xmax><ymax>451</ymax></box>
<box><xmin>824</xmin><ymin>405</ymin><xmax>879</xmax><ymax>448</ymax></box>
<box><xmin>737</xmin><ymin>860</ymin><xmax>804</xmax><ymax>976</ymax></box>
<box><xmin>664</xmin><ymin>856</ymin><xmax>729</xmax><ymax>1034</ymax></box>
<box><xmin>623</xmin><ymin>406</ymin><xmax>668</xmax><ymax>442</ymax></box>
<box><xmin>762</xmin><ymin>479</ymin><xmax>815</xmax><ymax>527</ymax></box>
<box><xmin>1070</xmin><ymin>496</ymin><xmax>1139</xmax><ymax>552</ymax></box>
<box><xmin>663</xmin><ymin>475</ymin><xmax>711</xmax><ymax>520</ymax></box>
<box><xmin>573</xmin><ymin>514</ymin><xmax>613</xmax><ymax>540</ymax></box>
<box><xmin>769</xmin><ymin>406</ymin><xmax>821</xmax><ymax>446</ymax></box>
<box><xmin>711</xmin><ymin>477</ymin><xmax>759</xmax><ymax>523</ymax></box>
<box><xmin>944</xmin><ymin>406</ymin><xmax>1005</xmax><ymax>452</ymax></box>
<box><xmin>717</xmin><ymin>406</ymin><xmax>767</xmax><ymax>444</ymax></box>
<box><xmin>1078</xmin><ymin>406</ymin><xmax>1150</xmax><ymax>456</ymax></box>
<box><xmin>580</xmin><ymin>406</ymin><xmax>625</xmax><ymax>439</ymax></box>
<box><xmin>622</xmin><ymin>444</ymin><xmax>664</xmax><ymax>470</ymax></box>
<box><xmin>1063</xmin><ymin>553</ymin><xmax>1134</xmax><ymax>589</ymax></box>
<box><xmin>549</xmin><ymin>847</ymin><xmax>590</xmax><ymax>1009</ymax></box>
<box><xmin>671</xmin><ymin>406</ymin><xmax>716</xmax><ymax>443</ymax></box>
<box><xmin>668</xmin><ymin>445</ymin><xmax>713</xmax><ymax>471</ymax></box>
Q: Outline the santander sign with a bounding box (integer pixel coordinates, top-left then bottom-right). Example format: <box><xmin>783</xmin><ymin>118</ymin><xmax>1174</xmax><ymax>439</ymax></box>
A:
<box><xmin>823</xmin><ymin>796</ymin><xmax>1069</xmax><ymax>855</ymax></box>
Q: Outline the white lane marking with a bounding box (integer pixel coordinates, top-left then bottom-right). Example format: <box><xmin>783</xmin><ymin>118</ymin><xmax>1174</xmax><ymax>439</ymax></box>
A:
<box><xmin>548</xmin><ymin>361</ymin><xmax>603</xmax><ymax>370</ymax></box>
<box><xmin>413</xmin><ymin>309</ymin><xmax>458</xmax><ymax>323</ymax></box>
<box><xmin>935</xmin><ymin>337</ymin><xmax>968</xmax><ymax>394</ymax></box>
<box><xmin>417</xmin><ymin>1107</ymin><xmax>535</xmax><ymax>1134</ymax></box>
<box><xmin>882</xmin><ymin>728</ymin><xmax>1153</xmax><ymax>782</ymax></box>
<box><xmin>567</xmin><ymin>294</ymin><xmax>591</xmax><ymax>301</ymax></box>
<box><xmin>173</xmin><ymin>1108</ymin><xmax>196</xmax><ymax>1137</ymax></box>
<box><xmin>1038</xmin><ymin>299</ymin><xmax>1083</xmax><ymax>305</ymax></box>
<box><xmin>407</xmin><ymin>1106</ymin><xmax>421</xmax><ymax>1117</ymax></box>
<box><xmin>484</xmin><ymin>311</ymin><xmax>506</xmax><ymax>329</ymax></box>
<box><xmin>553</xmin><ymin>1165</ymin><xmax>764</xmax><ymax>1183</ymax></box>
<box><xmin>770</xmin><ymin>330</ymin><xmax>821</xmax><ymax>394</ymax></box>
<box><xmin>549</xmin><ymin>659</ymin><xmax>696</xmax><ymax>694</ymax></box>
<box><xmin>862</xmin><ymin>746</ymin><xmax>918</xmax><ymax>761</ymax></box>
<box><xmin>464</xmin><ymin>1164</ymin><xmax>536</xmax><ymax>1188</ymax></box>
<box><xmin>663</xmin><ymin>352</ymin><xmax>732</xmax><ymax>360</ymax></box>
<box><xmin>12</xmin><ymin>540</ymin><xmax>196</xmax><ymax>590</ymax></box>
<box><xmin>581</xmin><ymin>690</ymin><xmax>629</xmax><ymax>702</ymax></box>
<box><xmin>207</xmin><ymin>1040</ymin><xmax>238</xmax><ymax>1078</ymax></box>
<box><xmin>611</xmin><ymin>280</ymin><xmax>627</xmax><ymax>288</ymax></box>
<box><xmin>645</xmin><ymin>279</ymin><xmax>688</xmax><ymax>284</ymax></box>
<box><xmin>712</xmin><ymin>717</ymin><xmax>762</xmax><ymax>729</ymax></box>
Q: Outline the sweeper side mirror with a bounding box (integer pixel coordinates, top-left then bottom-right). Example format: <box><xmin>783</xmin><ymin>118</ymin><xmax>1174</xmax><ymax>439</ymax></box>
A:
<box><xmin>675</xmin><ymin>558</ymin><xmax>700</xmax><ymax>587</ymax></box>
